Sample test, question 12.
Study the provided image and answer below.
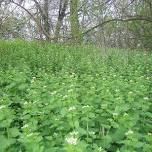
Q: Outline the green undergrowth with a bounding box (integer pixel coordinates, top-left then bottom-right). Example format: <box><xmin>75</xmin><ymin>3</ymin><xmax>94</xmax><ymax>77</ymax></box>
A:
<box><xmin>0</xmin><ymin>40</ymin><xmax>152</xmax><ymax>152</ymax></box>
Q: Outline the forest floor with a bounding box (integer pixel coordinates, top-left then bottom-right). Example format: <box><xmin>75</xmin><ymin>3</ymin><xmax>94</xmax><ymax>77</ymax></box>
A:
<box><xmin>0</xmin><ymin>40</ymin><xmax>152</xmax><ymax>152</ymax></box>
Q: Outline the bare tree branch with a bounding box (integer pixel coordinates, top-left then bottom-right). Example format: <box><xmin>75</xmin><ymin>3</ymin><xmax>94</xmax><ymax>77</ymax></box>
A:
<box><xmin>83</xmin><ymin>16</ymin><xmax>152</xmax><ymax>35</ymax></box>
<box><xmin>11</xmin><ymin>0</ymin><xmax>51</xmax><ymax>40</ymax></box>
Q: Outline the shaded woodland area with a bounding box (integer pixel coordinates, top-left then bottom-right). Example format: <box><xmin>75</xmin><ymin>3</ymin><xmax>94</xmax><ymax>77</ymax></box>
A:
<box><xmin>0</xmin><ymin>1</ymin><xmax>152</xmax><ymax>152</ymax></box>
<box><xmin>0</xmin><ymin>0</ymin><xmax>152</xmax><ymax>49</ymax></box>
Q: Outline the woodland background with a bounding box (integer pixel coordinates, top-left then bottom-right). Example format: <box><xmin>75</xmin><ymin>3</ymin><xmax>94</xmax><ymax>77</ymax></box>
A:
<box><xmin>0</xmin><ymin>0</ymin><xmax>152</xmax><ymax>50</ymax></box>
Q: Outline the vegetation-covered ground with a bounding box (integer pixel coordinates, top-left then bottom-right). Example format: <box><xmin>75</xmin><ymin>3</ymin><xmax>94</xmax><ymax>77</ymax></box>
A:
<box><xmin>0</xmin><ymin>41</ymin><xmax>152</xmax><ymax>152</ymax></box>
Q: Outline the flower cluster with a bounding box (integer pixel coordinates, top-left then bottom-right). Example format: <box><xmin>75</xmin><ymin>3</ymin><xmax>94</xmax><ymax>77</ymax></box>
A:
<box><xmin>68</xmin><ymin>106</ymin><xmax>76</xmax><ymax>111</ymax></box>
<box><xmin>65</xmin><ymin>136</ymin><xmax>78</xmax><ymax>145</ymax></box>
<box><xmin>125</xmin><ymin>129</ymin><xmax>134</xmax><ymax>136</ymax></box>
<box><xmin>0</xmin><ymin>105</ymin><xmax>6</xmax><ymax>110</ymax></box>
<box><xmin>82</xmin><ymin>105</ymin><xmax>90</xmax><ymax>109</ymax></box>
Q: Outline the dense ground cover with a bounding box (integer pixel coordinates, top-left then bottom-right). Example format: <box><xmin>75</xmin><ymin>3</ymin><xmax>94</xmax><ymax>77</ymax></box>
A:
<box><xmin>0</xmin><ymin>40</ymin><xmax>152</xmax><ymax>152</ymax></box>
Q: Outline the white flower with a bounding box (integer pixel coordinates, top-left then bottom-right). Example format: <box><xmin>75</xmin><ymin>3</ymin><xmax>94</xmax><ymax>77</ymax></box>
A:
<box><xmin>68</xmin><ymin>106</ymin><xmax>76</xmax><ymax>111</ymax></box>
<box><xmin>144</xmin><ymin>97</ymin><xmax>149</xmax><ymax>100</ymax></box>
<box><xmin>115</xmin><ymin>89</ymin><xmax>119</xmax><ymax>92</ymax></box>
<box><xmin>148</xmin><ymin>133</ymin><xmax>152</xmax><ymax>136</ymax></box>
<box><xmin>31</xmin><ymin>77</ymin><xmax>36</xmax><ymax>83</ymax></box>
<box><xmin>27</xmin><ymin>133</ymin><xmax>33</xmax><ymax>137</ymax></box>
<box><xmin>21</xmin><ymin>124</ymin><xmax>29</xmax><ymax>129</ymax></box>
<box><xmin>69</xmin><ymin>131</ymin><xmax>78</xmax><ymax>136</ymax></box>
<box><xmin>146</xmin><ymin>77</ymin><xmax>149</xmax><ymax>80</ymax></box>
<box><xmin>63</xmin><ymin>95</ymin><xmax>68</xmax><ymax>99</ymax></box>
<box><xmin>0</xmin><ymin>105</ymin><xmax>6</xmax><ymax>110</ymax></box>
<box><xmin>116</xmin><ymin>97</ymin><xmax>121</xmax><ymax>100</ymax></box>
<box><xmin>125</xmin><ymin>129</ymin><xmax>134</xmax><ymax>136</ymax></box>
<box><xmin>33</xmin><ymin>101</ymin><xmax>38</xmax><ymax>104</ymax></box>
<box><xmin>68</xmin><ymin>89</ymin><xmax>73</xmax><ymax>92</ymax></box>
<box><xmin>44</xmin><ymin>102</ymin><xmax>48</xmax><ymax>106</ymax></box>
<box><xmin>137</xmin><ymin>44</ymin><xmax>141</xmax><ymax>47</ymax></box>
<box><xmin>129</xmin><ymin>91</ymin><xmax>133</xmax><ymax>94</ymax></box>
<box><xmin>89</xmin><ymin>131</ymin><xmax>95</xmax><ymax>135</ymax></box>
<box><xmin>65</xmin><ymin>136</ymin><xmax>78</xmax><ymax>145</ymax></box>
<box><xmin>70</xmin><ymin>73</ymin><xmax>75</xmax><ymax>78</ymax></box>
<box><xmin>53</xmin><ymin>133</ymin><xmax>58</xmax><ymax>137</ymax></box>
<box><xmin>38</xmin><ymin>111</ymin><xmax>44</xmax><ymax>114</ymax></box>
<box><xmin>31</xmin><ymin>80</ymin><xmax>35</xmax><ymax>83</ymax></box>
<box><xmin>113</xmin><ymin>112</ymin><xmax>118</xmax><ymax>116</ymax></box>
<box><xmin>23</xmin><ymin>102</ymin><xmax>28</xmax><ymax>105</ymax></box>
<box><xmin>98</xmin><ymin>147</ymin><xmax>105</xmax><ymax>152</ymax></box>
<box><xmin>51</xmin><ymin>91</ymin><xmax>57</xmax><ymax>95</ymax></box>
<box><xmin>82</xmin><ymin>105</ymin><xmax>90</xmax><ymax>109</ymax></box>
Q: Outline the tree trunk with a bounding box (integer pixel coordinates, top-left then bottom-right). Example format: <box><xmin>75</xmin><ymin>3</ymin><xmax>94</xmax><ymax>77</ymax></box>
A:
<box><xmin>54</xmin><ymin>0</ymin><xmax>69</xmax><ymax>42</ymax></box>
<box><xmin>43</xmin><ymin>0</ymin><xmax>50</xmax><ymax>40</ymax></box>
<box><xmin>70</xmin><ymin>0</ymin><xmax>82</xmax><ymax>43</ymax></box>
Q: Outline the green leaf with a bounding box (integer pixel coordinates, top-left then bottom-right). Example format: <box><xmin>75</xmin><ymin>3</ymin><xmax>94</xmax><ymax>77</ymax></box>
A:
<box><xmin>0</xmin><ymin>135</ymin><xmax>15</xmax><ymax>151</ymax></box>
<box><xmin>8</xmin><ymin>128</ymin><xmax>20</xmax><ymax>137</ymax></box>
